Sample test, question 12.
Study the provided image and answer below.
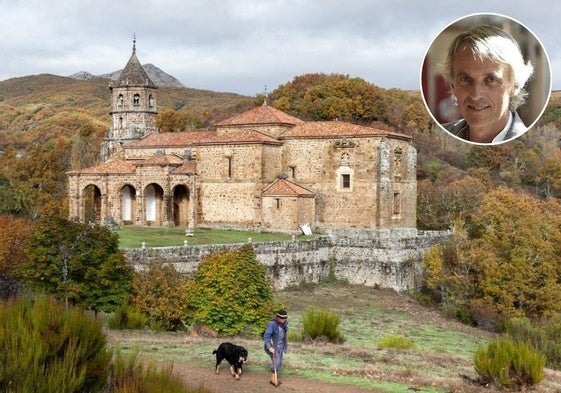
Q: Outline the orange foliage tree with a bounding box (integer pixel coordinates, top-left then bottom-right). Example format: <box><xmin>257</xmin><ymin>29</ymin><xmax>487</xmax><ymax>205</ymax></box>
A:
<box><xmin>0</xmin><ymin>215</ymin><xmax>34</xmax><ymax>280</ymax></box>
<box><xmin>424</xmin><ymin>188</ymin><xmax>561</xmax><ymax>327</ymax></box>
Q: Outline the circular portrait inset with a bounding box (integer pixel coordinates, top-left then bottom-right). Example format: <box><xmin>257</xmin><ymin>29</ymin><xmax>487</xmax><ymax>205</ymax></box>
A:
<box><xmin>421</xmin><ymin>13</ymin><xmax>551</xmax><ymax>145</ymax></box>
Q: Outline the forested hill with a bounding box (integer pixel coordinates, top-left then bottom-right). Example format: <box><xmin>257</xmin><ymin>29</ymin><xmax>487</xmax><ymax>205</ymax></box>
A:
<box><xmin>0</xmin><ymin>73</ymin><xmax>255</xmax><ymax>149</ymax></box>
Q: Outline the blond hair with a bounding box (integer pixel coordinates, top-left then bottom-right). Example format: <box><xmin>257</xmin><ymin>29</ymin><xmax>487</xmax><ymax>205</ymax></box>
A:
<box><xmin>443</xmin><ymin>25</ymin><xmax>534</xmax><ymax>110</ymax></box>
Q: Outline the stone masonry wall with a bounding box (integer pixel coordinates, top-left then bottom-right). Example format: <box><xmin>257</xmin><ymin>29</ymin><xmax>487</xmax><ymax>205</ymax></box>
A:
<box><xmin>124</xmin><ymin>231</ymin><xmax>450</xmax><ymax>292</ymax></box>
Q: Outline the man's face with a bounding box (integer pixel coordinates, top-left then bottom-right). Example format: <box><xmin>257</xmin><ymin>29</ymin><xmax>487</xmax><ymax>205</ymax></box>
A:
<box><xmin>451</xmin><ymin>44</ymin><xmax>517</xmax><ymax>142</ymax></box>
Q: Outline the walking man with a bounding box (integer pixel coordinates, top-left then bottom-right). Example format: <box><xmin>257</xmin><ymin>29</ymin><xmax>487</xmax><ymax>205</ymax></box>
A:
<box><xmin>263</xmin><ymin>309</ymin><xmax>288</xmax><ymax>386</ymax></box>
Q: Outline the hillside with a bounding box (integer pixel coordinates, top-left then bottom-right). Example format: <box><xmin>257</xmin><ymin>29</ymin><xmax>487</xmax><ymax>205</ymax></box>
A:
<box><xmin>0</xmin><ymin>73</ymin><xmax>254</xmax><ymax>149</ymax></box>
<box><xmin>106</xmin><ymin>284</ymin><xmax>561</xmax><ymax>392</ymax></box>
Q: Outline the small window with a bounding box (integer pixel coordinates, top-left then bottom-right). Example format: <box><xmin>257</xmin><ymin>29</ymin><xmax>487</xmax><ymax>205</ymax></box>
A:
<box><xmin>276</xmin><ymin>198</ymin><xmax>280</xmax><ymax>209</ymax></box>
<box><xmin>226</xmin><ymin>156</ymin><xmax>232</xmax><ymax>179</ymax></box>
<box><xmin>393</xmin><ymin>192</ymin><xmax>401</xmax><ymax>216</ymax></box>
<box><xmin>148</xmin><ymin>94</ymin><xmax>154</xmax><ymax>108</ymax></box>
<box><xmin>288</xmin><ymin>166</ymin><xmax>296</xmax><ymax>179</ymax></box>
<box><xmin>118</xmin><ymin>94</ymin><xmax>124</xmax><ymax>107</ymax></box>
<box><xmin>342</xmin><ymin>174</ymin><xmax>351</xmax><ymax>188</ymax></box>
<box><xmin>133</xmin><ymin>94</ymin><xmax>140</xmax><ymax>106</ymax></box>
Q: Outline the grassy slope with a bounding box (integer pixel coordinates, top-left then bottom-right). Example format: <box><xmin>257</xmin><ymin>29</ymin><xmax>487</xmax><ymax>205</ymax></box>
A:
<box><xmin>105</xmin><ymin>285</ymin><xmax>489</xmax><ymax>392</ymax></box>
<box><xmin>107</xmin><ymin>285</ymin><xmax>561</xmax><ymax>392</ymax></box>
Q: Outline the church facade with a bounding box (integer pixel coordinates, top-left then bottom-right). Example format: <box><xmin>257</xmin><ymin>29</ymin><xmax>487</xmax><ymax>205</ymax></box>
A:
<box><xmin>67</xmin><ymin>45</ymin><xmax>417</xmax><ymax>235</ymax></box>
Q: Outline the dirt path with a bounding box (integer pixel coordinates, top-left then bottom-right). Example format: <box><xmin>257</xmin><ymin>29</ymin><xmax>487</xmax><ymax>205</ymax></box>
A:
<box><xmin>171</xmin><ymin>362</ymin><xmax>383</xmax><ymax>393</ymax></box>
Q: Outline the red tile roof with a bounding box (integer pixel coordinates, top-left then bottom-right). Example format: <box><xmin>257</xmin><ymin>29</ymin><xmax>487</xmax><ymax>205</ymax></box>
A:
<box><xmin>216</xmin><ymin>105</ymin><xmax>303</xmax><ymax>127</ymax></box>
<box><xmin>70</xmin><ymin>158</ymin><xmax>136</xmax><ymax>175</ymax></box>
<box><xmin>172</xmin><ymin>160</ymin><xmax>197</xmax><ymax>175</ymax></box>
<box><xmin>130</xmin><ymin>131</ymin><xmax>215</xmax><ymax>147</ymax></box>
<box><xmin>263</xmin><ymin>178</ymin><xmax>315</xmax><ymax>197</ymax></box>
<box><xmin>280</xmin><ymin>121</ymin><xmax>412</xmax><ymax>140</ymax></box>
<box><xmin>129</xmin><ymin>129</ymin><xmax>282</xmax><ymax>148</ymax></box>
<box><xmin>134</xmin><ymin>154</ymin><xmax>184</xmax><ymax>166</ymax></box>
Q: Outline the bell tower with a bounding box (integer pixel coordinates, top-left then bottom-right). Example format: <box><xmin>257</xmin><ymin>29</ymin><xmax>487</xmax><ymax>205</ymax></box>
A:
<box><xmin>101</xmin><ymin>36</ymin><xmax>158</xmax><ymax>161</ymax></box>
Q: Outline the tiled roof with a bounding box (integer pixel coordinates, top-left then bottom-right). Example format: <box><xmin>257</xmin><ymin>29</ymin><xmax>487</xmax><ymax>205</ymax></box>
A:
<box><xmin>70</xmin><ymin>158</ymin><xmax>136</xmax><ymax>175</ymax></box>
<box><xmin>130</xmin><ymin>131</ymin><xmax>214</xmax><ymax>147</ymax></box>
<box><xmin>134</xmin><ymin>154</ymin><xmax>185</xmax><ymax>166</ymax></box>
<box><xmin>172</xmin><ymin>160</ymin><xmax>197</xmax><ymax>175</ymax></box>
<box><xmin>115</xmin><ymin>48</ymin><xmax>157</xmax><ymax>89</ymax></box>
<box><xmin>263</xmin><ymin>178</ymin><xmax>316</xmax><ymax>197</ymax></box>
<box><xmin>128</xmin><ymin>130</ymin><xmax>282</xmax><ymax>148</ymax></box>
<box><xmin>216</xmin><ymin>105</ymin><xmax>304</xmax><ymax>127</ymax></box>
<box><xmin>280</xmin><ymin>121</ymin><xmax>412</xmax><ymax>140</ymax></box>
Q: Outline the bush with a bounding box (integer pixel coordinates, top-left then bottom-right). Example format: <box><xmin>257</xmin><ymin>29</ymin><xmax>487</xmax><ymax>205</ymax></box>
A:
<box><xmin>473</xmin><ymin>337</ymin><xmax>545</xmax><ymax>389</ymax></box>
<box><xmin>0</xmin><ymin>296</ymin><xmax>110</xmax><ymax>392</ymax></box>
<box><xmin>506</xmin><ymin>315</ymin><xmax>561</xmax><ymax>370</ymax></box>
<box><xmin>302</xmin><ymin>308</ymin><xmax>344</xmax><ymax>344</ymax></box>
<box><xmin>377</xmin><ymin>335</ymin><xmax>416</xmax><ymax>350</ymax></box>
<box><xmin>187</xmin><ymin>244</ymin><xmax>277</xmax><ymax>336</ymax></box>
<box><xmin>131</xmin><ymin>260</ymin><xmax>190</xmax><ymax>331</ymax></box>
<box><xmin>107</xmin><ymin>350</ymin><xmax>211</xmax><ymax>393</ymax></box>
<box><xmin>107</xmin><ymin>301</ymin><xmax>148</xmax><ymax>330</ymax></box>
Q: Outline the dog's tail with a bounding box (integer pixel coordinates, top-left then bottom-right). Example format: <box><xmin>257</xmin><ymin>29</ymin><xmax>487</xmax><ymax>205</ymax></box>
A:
<box><xmin>212</xmin><ymin>350</ymin><xmax>217</xmax><ymax>355</ymax></box>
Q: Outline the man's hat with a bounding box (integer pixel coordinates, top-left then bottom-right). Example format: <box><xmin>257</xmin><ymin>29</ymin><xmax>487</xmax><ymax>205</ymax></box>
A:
<box><xmin>277</xmin><ymin>309</ymin><xmax>288</xmax><ymax>318</ymax></box>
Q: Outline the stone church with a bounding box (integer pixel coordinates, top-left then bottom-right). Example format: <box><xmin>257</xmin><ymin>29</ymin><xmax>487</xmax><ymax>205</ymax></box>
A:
<box><xmin>67</xmin><ymin>43</ymin><xmax>418</xmax><ymax>235</ymax></box>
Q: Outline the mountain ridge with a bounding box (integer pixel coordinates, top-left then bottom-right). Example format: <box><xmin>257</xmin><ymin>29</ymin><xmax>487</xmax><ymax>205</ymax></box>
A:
<box><xmin>68</xmin><ymin>63</ymin><xmax>184</xmax><ymax>88</ymax></box>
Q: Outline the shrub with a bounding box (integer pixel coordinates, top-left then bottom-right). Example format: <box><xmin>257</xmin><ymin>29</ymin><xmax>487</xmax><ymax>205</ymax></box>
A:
<box><xmin>107</xmin><ymin>350</ymin><xmax>212</xmax><ymax>393</ymax></box>
<box><xmin>131</xmin><ymin>260</ymin><xmax>190</xmax><ymax>331</ymax></box>
<box><xmin>0</xmin><ymin>296</ymin><xmax>110</xmax><ymax>392</ymax></box>
<box><xmin>187</xmin><ymin>244</ymin><xmax>277</xmax><ymax>336</ymax></box>
<box><xmin>107</xmin><ymin>301</ymin><xmax>148</xmax><ymax>330</ymax></box>
<box><xmin>287</xmin><ymin>328</ymin><xmax>305</xmax><ymax>342</ymax></box>
<box><xmin>377</xmin><ymin>335</ymin><xmax>416</xmax><ymax>350</ymax></box>
<box><xmin>473</xmin><ymin>337</ymin><xmax>545</xmax><ymax>389</ymax></box>
<box><xmin>506</xmin><ymin>315</ymin><xmax>561</xmax><ymax>370</ymax></box>
<box><xmin>302</xmin><ymin>308</ymin><xmax>344</xmax><ymax>344</ymax></box>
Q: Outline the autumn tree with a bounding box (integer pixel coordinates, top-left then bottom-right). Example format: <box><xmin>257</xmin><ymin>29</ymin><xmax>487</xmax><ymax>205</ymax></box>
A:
<box><xmin>70</xmin><ymin>122</ymin><xmax>102</xmax><ymax>170</ymax></box>
<box><xmin>0</xmin><ymin>139</ymin><xmax>70</xmax><ymax>219</ymax></box>
<box><xmin>157</xmin><ymin>109</ymin><xmax>201</xmax><ymax>132</ymax></box>
<box><xmin>269</xmin><ymin>73</ymin><xmax>430</xmax><ymax>132</ymax></box>
<box><xmin>417</xmin><ymin>173</ymin><xmax>487</xmax><ymax>230</ymax></box>
<box><xmin>0</xmin><ymin>215</ymin><xmax>35</xmax><ymax>298</ymax></box>
<box><xmin>467</xmin><ymin>189</ymin><xmax>561</xmax><ymax>319</ymax></box>
<box><xmin>424</xmin><ymin>188</ymin><xmax>561</xmax><ymax>328</ymax></box>
<box><xmin>0</xmin><ymin>215</ymin><xmax>34</xmax><ymax>277</ymax></box>
<box><xmin>130</xmin><ymin>260</ymin><xmax>190</xmax><ymax>331</ymax></box>
<box><xmin>187</xmin><ymin>244</ymin><xmax>277</xmax><ymax>336</ymax></box>
<box><xmin>19</xmin><ymin>217</ymin><xmax>133</xmax><ymax>314</ymax></box>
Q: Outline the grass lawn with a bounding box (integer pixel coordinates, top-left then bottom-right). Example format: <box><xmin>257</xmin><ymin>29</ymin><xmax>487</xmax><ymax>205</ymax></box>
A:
<box><xmin>113</xmin><ymin>226</ymin><xmax>303</xmax><ymax>248</ymax></box>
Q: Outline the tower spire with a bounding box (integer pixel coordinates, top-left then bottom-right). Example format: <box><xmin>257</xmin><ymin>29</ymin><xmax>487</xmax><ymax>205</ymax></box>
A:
<box><xmin>132</xmin><ymin>33</ymin><xmax>136</xmax><ymax>54</ymax></box>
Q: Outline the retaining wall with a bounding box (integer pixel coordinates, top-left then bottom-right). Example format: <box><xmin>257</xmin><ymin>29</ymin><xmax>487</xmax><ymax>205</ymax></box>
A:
<box><xmin>124</xmin><ymin>230</ymin><xmax>451</xmax><ymax>292</ymax></box>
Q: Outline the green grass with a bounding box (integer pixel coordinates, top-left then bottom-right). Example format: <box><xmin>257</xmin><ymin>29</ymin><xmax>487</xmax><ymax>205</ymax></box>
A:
<box><xmin>108</xmin><ymin>285</ymin><xmax>497</xmax><ymax>392</ymax></box>
<box><xmin>113</xmin><ymin>227</ymin><xmax>302</xmax><ymax>248</ymax></box>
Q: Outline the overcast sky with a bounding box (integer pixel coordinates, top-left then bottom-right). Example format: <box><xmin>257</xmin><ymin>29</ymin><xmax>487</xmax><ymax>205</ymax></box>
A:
<box><xmin>1</xmin><ymin>0</ymin><xmax>559</xmax><ymax>96</ymax></box>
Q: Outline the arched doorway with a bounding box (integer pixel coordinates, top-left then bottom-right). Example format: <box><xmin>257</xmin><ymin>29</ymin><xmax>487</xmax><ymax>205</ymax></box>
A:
<box><xmin>145</xmin><ymin>183</ymin><xmax>164</xmax><ymax>225</ymax></box>
<box><xmin>83</xmin><ymin>184</ymin><xmax>101</xmax><ymax>224</ymax></box>
<box><xmin>172</xmin><ymin>185</ymin><xmax>190</xmax><ymax>227</ymax></box>
<box><xmin>120</xmin><ymin>185</ymin><xmax>136</xmax><ymax>225</ymax></box>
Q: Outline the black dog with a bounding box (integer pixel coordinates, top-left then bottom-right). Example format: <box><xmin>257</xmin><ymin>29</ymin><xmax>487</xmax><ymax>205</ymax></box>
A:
<box><xmin>212</xmin><ymin>342</ymin><xmax>248</xmax><ymax>380</ymax></box>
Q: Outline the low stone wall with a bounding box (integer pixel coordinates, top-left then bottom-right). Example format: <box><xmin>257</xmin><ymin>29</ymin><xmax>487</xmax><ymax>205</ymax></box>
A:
<box><xmin>123</xmin><ymin>230</ymin><xmax>450</xmax><ymax>292</ymax></box>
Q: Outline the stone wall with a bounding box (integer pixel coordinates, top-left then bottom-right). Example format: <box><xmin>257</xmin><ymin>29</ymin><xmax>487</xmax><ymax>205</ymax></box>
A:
<box><xmin>124</xmin><ymin>230</ymin><xmax>450</xmax><ymax>292</ymax></box>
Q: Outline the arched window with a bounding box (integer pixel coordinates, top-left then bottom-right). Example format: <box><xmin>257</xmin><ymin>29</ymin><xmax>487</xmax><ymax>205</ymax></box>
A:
<box><xmin>121</xmin><ymin>185</ymin><xmax>136</xmax><ymax>223</ymax></box>
<box><xmin>133</xmin><ymin>94</ymin><xmax>140</xmax><ymax>106</ymax></box>
<box><xmin>148</xmin><ymin>94</ymin><xmax>154</xmax><ymax>108</ymax></box>
<box><xmin>118</xmin><ymin>94</ymin><xmax>124</xmax><ymax>107</ymax></box>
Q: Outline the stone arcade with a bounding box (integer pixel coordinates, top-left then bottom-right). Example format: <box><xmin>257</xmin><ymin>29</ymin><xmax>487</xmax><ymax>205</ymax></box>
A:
<box><xmin>67</xmin><ymin>43</ymin><xmax>417</xmax><ymax>236</ymax></box>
